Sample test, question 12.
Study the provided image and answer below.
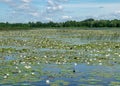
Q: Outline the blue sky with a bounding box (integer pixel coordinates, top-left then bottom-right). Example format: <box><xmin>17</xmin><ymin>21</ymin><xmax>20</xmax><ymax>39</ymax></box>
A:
<box><xmin>0</xmin><ymin>0</ymin><xmax>120</xmax><ymax>23</ymax></box>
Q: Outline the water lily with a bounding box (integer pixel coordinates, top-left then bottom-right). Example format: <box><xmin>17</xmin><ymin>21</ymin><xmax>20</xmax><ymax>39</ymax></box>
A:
<box><xmin>89</xmin><ymin>59</ymin><xmax>92</xmax><ymax>61</ymax></box>
<box><xmin>74</xmin><ymin>63</ymin><xmax>77</xmax><ymax>66</ymax></box>
<box><xmin>94</xmin><ymin>58</ymin><xmax>97</xmax><ymax>60</ymax></box>
<box><xmin>18</xmin><ymin>70</ymin><xmax>21</xmax><ymax>73</ymax></box>
<box><xmin>106</xmin><ymin>54</ymin><xmax>110</xmax><ymax>57</ymax></box>
<box><xmin>3</xmin><ymin>75</ymin><xmax>7</xmax><ymax>79</ymax></box>
<box><xmin>99</xmin><ymin>63</ymin><xmax>102</xmax><ymax>65</ymax></box>
<box><xmin>31</xmin><ymin>72</ymin><xmax>35</xmax><ymax>75</ymax></box>
<box><xmin>24</xmin><ymin>65</ymin><xmax>31</xmax><ymax>69</ymax></box>
<box><xmin>6</xmin><ymin>73</ymin><xmax>9</xmax><ymax>76</ymax></box>
<box><xmin>46</xmin><ymin>80</ymin><xmax>50</xmax><ymax>84</ymax></box>
<box><xmin>21</xmin><ymin>62</ymin><xmax>26</xmax><ymax>64</ymax></box>
<box><xmin>15</xmin><ymin>66</ymin><xmax>18</xmax><ymax>69</ymax></box>
<box><xmin>87</xmin><ymin>62</ymin><xmax>90</xmax><ymax>64</ymax></box>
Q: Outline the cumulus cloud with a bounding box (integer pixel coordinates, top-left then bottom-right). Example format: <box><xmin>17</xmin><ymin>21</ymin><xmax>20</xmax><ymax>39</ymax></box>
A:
<box><xmin>21</xmin><ymin>0</ymin><xmax>31</xmax><ymax>3</ymax></box>
<box><xmin>0</xmin><ymin>0</ymin><xmax>39</xmax><ymax>17</ymax></box>
<box><xmin>115</xmin><ymin>10</ymin><xmax>120</xmax><ymax>14</ymax></box>
<box><xmin>29</xmin><ymin>12</ymin><xmax>39</xmax><ymax>17</ymax></box>
<box><xmin>44</xmin><ymin>0</ymin><xmax>69</xmax><ymax>22</ymax></box>
<box><xmin>90</xmin><ymin>12</ymin><xmax>120</xmax><ymax>20</ymax></box>
<box><xmin>0</xmin><ymin>0</ymin><xmax>69</xmax><ymax>22</ymax></box>
<box><xmin>45</xmin><ymin>17</ymin><xmax>53</xmax><ymax>21</ymax></box>
<box><xmin>46</xmin><ymin>0</ymin><xmax>67</xmax><ymax>13</ymax></box>
<box><xmin>62</xmin><ymin>15</ymin><xmax>72</xmax><ymax>19</ymax></box>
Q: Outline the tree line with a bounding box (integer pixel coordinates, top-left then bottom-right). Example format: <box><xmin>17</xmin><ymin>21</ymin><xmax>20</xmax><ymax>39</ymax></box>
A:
<box><xmin>0</xmin><ymin>18</ymin><xmax>120</xmax><ymax>30</ymax></box>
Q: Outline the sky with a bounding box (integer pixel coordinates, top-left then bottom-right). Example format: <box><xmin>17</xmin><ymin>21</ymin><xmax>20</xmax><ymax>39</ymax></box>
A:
<box><xmin>0</xmin><ymin>0</ymin><xmax>120</xmax><ymax>23</ymax></box>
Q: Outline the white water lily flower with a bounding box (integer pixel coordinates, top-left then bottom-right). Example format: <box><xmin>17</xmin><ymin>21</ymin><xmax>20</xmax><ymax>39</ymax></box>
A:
<box><xmin>90</xmin><ymin>59</ymin><xmax>92</xmax><ymax>61</ymax></box>
<box><xmin>45</xmin><ymin>61</ymin><xmax>48</xmax><ymax>64</ymax></box>
<box><xmin>94</xmin><ymin>58</ymin><xmax>97</xmax><ymax>60</ymax></box>
<box><xmin>107</xmin><ymin>48</ymin><xmax>111</xmax><ymax>51</ymax></box>
<box><xmin>21</xmin><ymin>62</ymin><xmax>26</xmax><ymax>64</ymax></box>
<box><xmin>115</xmin><ymin>53</ymin><xmax>119</xmax><ymax>55</ymax></box>
<box><xmin>44</xmin><ymin>55</ymin><xmax>47</xmax><ymax>58</ymax></box>
<box><xmin>28</xmin><ymin>62</ymin><xmax>31</xmax><ymax>64</ymax></box>
<box><xmin>3</xmin><ymin>75</ymin><xmax>7</xmax><ymax>79</ymax></box>
<box><xmin>6</xmin><ymin>73</ymin><xmax>9</xmax><ymax>76</ymax></box>
<box><xmin>99</xmin><ymin>63</ymin><xmax>102</xmax><ymax>65</ymax></box>
<box><xmin>24</xmin><ymin>55</ymin><xmax>26</xmax><ymax>58</ymax></box>
<box><xmin>113</xmin><ymin>58</ymin><xmax>115</xmax><ymax>60</ymax></box>
<box><xmin>46</xmin><ymin>80</ymin><xmax>50</xmax><ymax>84</ymax></box>
<box><xmin>15</xmin><ymin>66</ymin><xmax>18</xmax><ymax>69</ymax></box>
<box><xmin>106</xmin><ymin>54</ymin><xmax>110</xmax><ymax>57</ymax></box>
<box><xmin>24</xmin><ymin>65</ymin><xmax>31</xmax><ymax>69</ymax></box>
<box><xmin>18</xmin><ymin>70</ymin><xmax>21</xmax><ymax>73</ymax></box>
<box><xmin>31</xmin><ymin>72</ymin><xmax>35</xmax><ymax>75</ymax></box>
<box><xmin>20</xmin><ymin>55</ymin><xmax>23</xmax><ymax>58</ymax></box>
<box><xmin>74</xmin><ymin>63</ymin><xmax>77</xmax><ymax>66</ymax></box>
<box><xmin>87</xmin><ymin>62</ymin><xmax>90</xmax><ymax>64</ymax></box>
<box><xmin>97</xmin><ymin>51</ymin><xmax>100</xmax><ymax>52</ymax></box>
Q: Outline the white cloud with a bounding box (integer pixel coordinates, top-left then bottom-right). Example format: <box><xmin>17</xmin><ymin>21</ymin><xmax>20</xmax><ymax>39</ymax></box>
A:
<box><xmin>29</xmin><ymin>12</ymin><xmax>39</xmax><ymax>17</ymax></box>
<box><xmin>115</xmin><ymin>10</ymin><xmax>120</xmax><ymax>14</ymax></box>
<box><xmin>63</xmin><ymin>3</ymin><xmax>120</xmax><ymax>11</ymax></box>
<box><xmin>0</xmin><ymin>0</ymin><xmax>70</xmax><ymax>22</ymax></box>
<box><xmin>21</xmin><ymin>0</ymin><xmax>31</xmax><ymax>3</ymax></box>
<box><xmin>17</xmin><ymin>3</ymin><xmax>30</xmax><ymax>9</ymax></box>
<box><xmin>62</xmin><ymin>15</ymin><xmax>72</xmax><ymax>19</ymax></box>
<box><xmin>46</xmin><ymin>0</ymin><xmax>67</xmax><ymax>13</ymax></box>
<box><xmin>0</xmin><ymin>0</ymin><xmax>40</xmax><ymax>17</ymax></box>
<box><xmin>62</xmin><ymin>2</ymin><xmax>120</xmax><ymax>21</ymax></box>
<box><xmin>45</xmin><ymin>17</ymin><xmax>53</xmax><ymax>21</ymax></box>
<box><xmin>46</xmin><ymin>5</ymin><xmax>63</xmax><ymax>12</ymax></box>
<box><xmin>43</xmin><ymin>0</ymin><xmax>69</xmax><ymax>22</ymax></box>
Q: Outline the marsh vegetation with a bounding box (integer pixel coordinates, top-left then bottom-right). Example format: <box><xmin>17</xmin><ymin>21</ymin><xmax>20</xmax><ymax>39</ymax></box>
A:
<box><xmin>0</xmin><ymin>29</ymin><xmax>120</xmax><ymax>86</ymax></box>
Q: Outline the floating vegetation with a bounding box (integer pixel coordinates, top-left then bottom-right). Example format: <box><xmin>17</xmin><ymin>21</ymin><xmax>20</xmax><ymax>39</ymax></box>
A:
<box><xmin>0</xmin><ymin>29</ymin><xmax>120</xmax><ymax>85</ymax></box>
<box><xmin>109</xmin><ymin>81</ymin><xmax>120</xmax><ymax>86</ymax></box>
<box><xmin>50</xmin><ymin>80</ymin><xmax>69</xmax><ymax>86</ymax></box>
